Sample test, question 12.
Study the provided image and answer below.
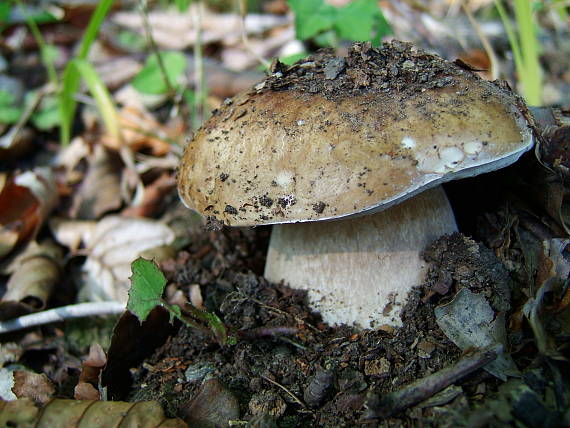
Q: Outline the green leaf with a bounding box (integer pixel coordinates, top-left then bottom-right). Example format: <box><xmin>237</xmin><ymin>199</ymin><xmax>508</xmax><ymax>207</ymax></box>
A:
<box><xmin>174</xmin><ymin>0</ymin><xmax>192</xmax><ymax>12</ymax></box>
<box><xmin>0</xmin><ymin>90</ymin><xmax>16</xmax><ymax>107</ymax></box>
<box><xmin>0</xmin><ymin>90</ymin><xmax>22</xmax><ymax>125</ymax></box>
<box><xmin>127</xmin><ymin>258</ymin><xmax>167</xmax><ymax>323</ymax></box>
<box><xmin>334</xmin><ymin>0</ymin><xmax>377</xmax><ymax>41</ymax></box>
<box><xmin>132</xmin><ymin>52</ymin><xmax>187</xmax><ymax>95</ymax></box>
<box><xmin>58</xmin><ymin>0</ymin><xmax>114</xmax><ymax>145</ymax></box>
<box><xmin>288</xmin><ymin>0</ymin><xmax>336</xmax><ymax>40</ymax></box>
<box><xmin>72</xmin><ymin>59</ymin><xmax>120</xmax><ymax>141</ymax></box>
<box><xmin>31</xmin><ymin>95</ymin><xmax>60</xmax><ymax>130</ymax></box>
<box><xmin>0</xmin><ymin>106</ymin><xmax>22</xmax><ymax>124</ymax></box>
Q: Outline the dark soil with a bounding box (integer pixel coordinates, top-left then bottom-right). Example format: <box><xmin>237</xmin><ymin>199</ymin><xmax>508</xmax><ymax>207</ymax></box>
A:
<box><xmin>122</xmin><ymin>224</ymin><xmax>517</xmax><ymax>427</ymax></box>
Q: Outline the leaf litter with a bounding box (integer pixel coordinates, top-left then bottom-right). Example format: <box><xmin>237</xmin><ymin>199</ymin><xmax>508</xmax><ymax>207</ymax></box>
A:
<box><xmin>1</xmin><ymin>0</ymin><xmax>570</xmax><ymax>426</ymax></box>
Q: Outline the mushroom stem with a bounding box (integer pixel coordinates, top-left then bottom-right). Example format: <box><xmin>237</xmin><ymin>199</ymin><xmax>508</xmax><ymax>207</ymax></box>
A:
<box><xmin>264</xmin><ymin>186</ymin><xmax>457</xmax><ymax>328</ymax></box>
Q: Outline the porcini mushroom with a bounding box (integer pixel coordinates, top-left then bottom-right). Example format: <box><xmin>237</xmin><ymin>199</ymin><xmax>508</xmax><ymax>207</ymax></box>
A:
<box><xmin>178</xmin><ymin>42</ymin><xmax>533</xmax><ymax>328</ymax></box>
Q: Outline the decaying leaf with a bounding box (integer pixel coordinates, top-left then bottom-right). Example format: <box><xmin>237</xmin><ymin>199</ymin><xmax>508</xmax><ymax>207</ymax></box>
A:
<box><xmin>70</xmin><ymin>144</ymin><xmax>123</xmax><ymax>220</ymax></box>
<box><xmin>0</xmin><ymin>168</ymin><xmax>57</xmax><ymax>258</ymax></box>
<box><xmin>434</xmin><ymin>288</ymin><xmax>519</xmax><ymax>380</ymax></box>
<box><xmin>81</xmin><ymin>215</ymin><xmax>175</xmax><ymax>302</ymax></box>
<box><xmin>1</xmin><ymin>240</ymin><xmax>63</xmax><ymax>310</ymax></box>
<box><xmin>0</xmin><ymin>398</ymin><xmax>186</xmax><ymax>427</ymax></box>
<box><xmin>12</xmin><ymin>371</ymin><xmax>56</xmax><ymax>406</ymax></box>
<box><xmin>523</xmin><ymin>238</ymin><xmax>570</xmax><ymax>358</ymax></box>
<box><xmin>49</xmin><ymin>217</ymin><xmax>97</xmax><ymax>253</ymax></box>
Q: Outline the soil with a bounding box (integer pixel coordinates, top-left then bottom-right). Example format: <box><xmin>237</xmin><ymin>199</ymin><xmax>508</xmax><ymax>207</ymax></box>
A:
<box><xmin>118</xmin><ymin>223</ymin><xmax>516</xmax><ymax>427</ymax></box>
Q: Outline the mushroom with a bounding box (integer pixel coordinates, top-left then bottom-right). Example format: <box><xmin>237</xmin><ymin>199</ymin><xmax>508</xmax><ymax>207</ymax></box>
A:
<box><xmin>178</xmin><ymin>42</ymin><xmax>533</xmax><ymax>328</ymax></box>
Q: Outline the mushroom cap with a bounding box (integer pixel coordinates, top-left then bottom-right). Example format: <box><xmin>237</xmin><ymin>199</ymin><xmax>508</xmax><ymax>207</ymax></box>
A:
<box><xmin>178</xmin><ymin>42</ymin><xmax>533</xmax><ymax>226</ymax></box>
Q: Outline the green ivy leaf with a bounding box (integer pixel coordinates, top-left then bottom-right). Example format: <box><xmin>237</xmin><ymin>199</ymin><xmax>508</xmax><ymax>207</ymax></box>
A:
<box><xmin>288</xmin><ymin>0</ymin><xmax>336</xmax><ymax>40</ymax></box>
<box><xmin>132</xmin><ymin>51</ymin><xmax>187</xmax><ymax>95</ymax></box>
<box><xmin>334</xmin><ymin>0</ymin><xmax>391</xmax><ymax>44</ymax></box>
<box><xmin>127</xmin><ymin>258</ymin><xmax>167</xmax><ymax>323</ymax></box>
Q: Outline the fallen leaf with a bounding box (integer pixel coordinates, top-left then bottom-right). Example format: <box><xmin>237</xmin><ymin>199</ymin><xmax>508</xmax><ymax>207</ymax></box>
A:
<box><xmin>102</xmin><ymin>105</ymin><xmax>178</xmax><ymax>156</ymax></box>
<box><xmin>81</xmin><ymin>215</ymin><xmax>175</xmax><ymax>302</ymax></box>
<box><xmin>121</xmin><ymin>172</ymin><xmax>177</xmax><ymax>218</ymax></box>
<box><xmin>0</xmin><ymin>398</ymin><xmax>186</xmax><ymax>427</ymax></box>
<box><xmin>12</xmin><ymin>370</ymin><xmax>55</xmax><ymax>405</ymax></box>
<box><xmin>435</xmin><ymin>288</ymin><xmax>519</xmax><ymax>381</ymax></box>
<box><xmin>0</xmin><ymin>168</ymin><xmax>57</xmax><ymax>258</ymax></box>
<box><xmin>70</xmin><ymin>144</ymin><xmax>123</xmax><ymax>220</ymax></box>
<box><xmin>1</xmin><ymin>240</ymin><xmax>63</xmax><ymax>310</ymax></box>
<box><xmin>49</xmin><ymin>217</ymin><xmax>97</xmax><ymax>253</ymax></box>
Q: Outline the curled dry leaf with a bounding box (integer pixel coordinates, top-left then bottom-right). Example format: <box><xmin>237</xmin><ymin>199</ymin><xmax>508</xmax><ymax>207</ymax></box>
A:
<box><xmin>121</xmin><ymin>172</ymin><xmax>177</xmax><ymax>218</ymax></box>
<box><xmin>49</xmin><ymin>217</ymin><xmax>97</xmax><ymax>253</ymax></box>
<box><xmin>523</xmin><ymin>238</ymin><xmax>570</xmax><ymax>358</ymax></box>
<box><xmin>1</xmin><ymin>240</ymin><xmax>63</xmax><ymax>310</ymax></box>
<box><xmin>81</xmin><ymin>215</ymin><xmax>175</xmax><ymax>302</ymax></box>
<box><xmin>70</xmin><ymin>144</ymin><xmax>123</xmax><ymax>220</ymax></box>
<box><xmin>0</xmin><ymin>168</ymin><xmax>57</xmax><ymax>258</ymax></box>
<box><xmin>0</xmin><ymin>398</ymin><xmax>186</xmax><ymax>427</ymax></box>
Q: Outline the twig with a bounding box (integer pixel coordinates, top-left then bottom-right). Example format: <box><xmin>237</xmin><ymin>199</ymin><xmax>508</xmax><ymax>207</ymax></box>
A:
<box><xmin>237</xmin><ymin>0</ymin><xmax>270</xmax><ymax>69</ymax></box>
<box><xmin>461</xmin><ymin>1</ymin><xmax>499</xmax><ymax>80</ymax></box>
<box><xmin>0</xmin><ymin>302</ymin><xmax>125</xmax><ymax>334</ymax></box>
<box><xmin>139</xmin><ymin>0</ymin><xmax>176</xmax><ymax>95</ymax></box>
<box><xmin>192</xmin><ymin>1</ymin><xmax>207</xmax><ymax>130</ymax></box>
<box><xmin>364</xmin><ymin>347</ymin><xmax>498</xmax><ymax>419</ymax></box>
<box><xmin>260</xmin><ymin>374</ymin><xmax>309</xmax><ymax>410</ymax></box>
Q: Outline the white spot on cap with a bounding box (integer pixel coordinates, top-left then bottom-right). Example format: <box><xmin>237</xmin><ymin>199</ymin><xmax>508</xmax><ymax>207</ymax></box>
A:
<box><xmin>297</xmin><ymin>120</ymin><xmax>305</xmax><ymax>126</ymax></box>
<box><xmin>441</xmin><ymin>147</ymin><xmax>465</xmax><ymax>168</ymax></box>
<box><xmin>275</xmin><ymin>171</ymin><xmax>294</xmax><ymax>188</ymax></box>
<box><xmin>464</xmin><ymin>141</ymin><xmax>483</xmax><ymax>155</ymax></box>
<box><xmin>401</xmin><ymin>136</ymin><xmax>416</xmax><ymax>149</ymax></box>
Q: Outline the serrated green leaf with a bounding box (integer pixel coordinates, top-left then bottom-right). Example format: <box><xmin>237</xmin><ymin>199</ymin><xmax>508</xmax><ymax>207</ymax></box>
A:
<box><xmin>288</xmin><ymin>0</ymin><xmax>336</xmax><ymax>40</ymax></box>
<box><xmin>127</xmin><ymin>258</ymin><xmax>167</xmax><ymax>323</ymax></box>
<box><xmin>132</xmin><ymin>52</ymin><xmax>187</xmax><ymax>95</ymax></box>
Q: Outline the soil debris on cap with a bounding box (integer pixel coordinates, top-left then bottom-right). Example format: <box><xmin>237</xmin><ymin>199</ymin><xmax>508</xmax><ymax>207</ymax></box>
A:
<box><xmin>178</xmin><ymin>41</ymin><xmax>533</xmax><ymax>227</ymax></box>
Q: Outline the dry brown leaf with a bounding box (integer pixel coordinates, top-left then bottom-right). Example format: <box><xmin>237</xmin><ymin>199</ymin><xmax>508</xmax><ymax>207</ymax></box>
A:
<box><xmin>0</xmin><ymin>168</ymin><xmax>57</xmax><ymax>258</ymax></box>
<box><xmin>2</xmin><ymin>240</ymin><xmax>63</xmax><ymax>310</ymax></box>
<box><xmin>112</xmin><ymin>6</ymin><xmax>289</xmax><ymax>50</ymax></box>
<box><xmin>121</xmin><ymin>172</ymin><xmax>177</xmax><ymax>218</ymax></box>
<box><xmin>12</xmin><ymin>371</ymin><xmax>56</xmax><ymax>406</ymax></box>
<box><xmin>101</xmin><ymin>105</ymin><xmax>177</xmax><ymax>156</ymax></box>
<box><xmin>0</xmin><ymin>398</ymin><xmax>186</xmax><ymax>427</ymax></box>
<box><xmin>80</xmin><ymin>215</ymin><xmax>175</xmax><ymax>302</ymax></box>
<box><xmin>49</xmin><ymin>217</ymin><xmax>97</xmax><ymax>253</ymax></box>
<box><xmin>70</xmin><ymin>144</ymin><xmax>123</xmax><ymax>220</ymax></box>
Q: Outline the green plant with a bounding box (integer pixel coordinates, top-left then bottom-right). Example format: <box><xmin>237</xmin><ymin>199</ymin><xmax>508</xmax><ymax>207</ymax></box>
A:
<box><xmin>495</xmin><ymin>0</ymin><xmax>543</xmax><ymax>105</ymax></box>
<box><xmin>127</xmin><ymin>258</ymin><xmax>235</xmax><ymax>345</ymax></box>
<box><xmin>132</xmin><ymin>51</ymin><xmax>187</xmax><ymax>95</ymax></box>
<box><xmin>288</xmin><ymin>0</ymin><xmax>391</xmax><ymax>47</ymax></box>
<box><xmin>16</xmin><ymin>0</ymin><xmax>118</xmax><ymax>143</ymax></box>
<box><xmin>59</xmin><ymin>0</ymin><xmax>118</xmax><ymax>144</ymax></box>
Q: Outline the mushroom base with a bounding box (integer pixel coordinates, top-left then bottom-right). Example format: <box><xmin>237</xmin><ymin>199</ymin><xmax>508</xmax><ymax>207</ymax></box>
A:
<box><xmin>264</xmin><ymin>186</ymin><xmax>458</xmax><ymax>328</ymax></box>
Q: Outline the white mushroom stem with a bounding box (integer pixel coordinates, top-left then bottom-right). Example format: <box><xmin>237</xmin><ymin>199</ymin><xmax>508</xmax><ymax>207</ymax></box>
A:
<box><xmin>264</xmin><ymin>186</ymin><xmax>457</xmax><ymax>328</ymax></box>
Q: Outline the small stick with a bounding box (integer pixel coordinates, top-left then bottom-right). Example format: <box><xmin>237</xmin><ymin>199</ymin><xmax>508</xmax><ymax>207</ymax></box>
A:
<box><xmin>0</xmin><ymin>302</ymin><xmax>125</xmax><ymax>334</ymax></box>
<box><xmin>260</xmin><ymin>374</ymin><xmax>308</xmax><ymax>410</ymax></box>
<box><xmin>364</xmin><ymin>347</ymin><xmax>497</xmax><ymax>419</ymax></box>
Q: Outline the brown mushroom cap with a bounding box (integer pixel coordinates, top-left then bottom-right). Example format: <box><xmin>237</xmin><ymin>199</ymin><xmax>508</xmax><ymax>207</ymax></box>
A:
<box><xmin>178</xmin><ymin>42</ymin><xmax>533</xmax><ymax>226</ymax></box>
